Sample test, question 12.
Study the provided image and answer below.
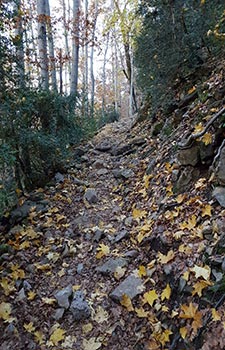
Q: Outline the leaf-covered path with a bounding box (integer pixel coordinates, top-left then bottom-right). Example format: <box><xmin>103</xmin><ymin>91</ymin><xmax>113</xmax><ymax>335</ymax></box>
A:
<box><xmin>1</xmin><ymin>102</ymin><xmax>225</xmax><ymax>350</ymax></box>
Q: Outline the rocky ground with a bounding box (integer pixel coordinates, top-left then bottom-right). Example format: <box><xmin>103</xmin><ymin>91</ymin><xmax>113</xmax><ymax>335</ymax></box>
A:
<box><xmin>1</xmin><ymin>60</ymin><xmax>225</xmax><ymax>350</ymax></box>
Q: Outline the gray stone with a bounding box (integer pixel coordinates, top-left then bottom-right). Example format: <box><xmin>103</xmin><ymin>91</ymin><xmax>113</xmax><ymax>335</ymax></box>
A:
<box><xmin>23</xmin><ymin>280</ymin><xmax>32</xmax><ymax>291</ymax></box>
<box><xmin>17</xmin><ymin>287</ymin><xmax>26</xmax><ymax>301</ymax></box>
<box><xmin>55</xmin><ymin>285</ymin><xmax>73</xmax><ymax>309</ymax></box>
<box><xmin>216</xmin><ymin>146</ymin><xmax>225</xmax><ymax>185</ymax></box>
<box><xmin>95</xmin><ymin>142</ymin><xmax>112</xmax><ymax>152</ymax></box>
<box><xmin>112</xmin><ymin>168</ymin><xmax>134</xmax><ymax>179</ymax></box>
<box><xmin>94</xmin><ymin>229</ymin><xmax>105</xmax><ymax>242</ymax></box>
<box><xmin>73</xmin><ymin>177</ymin><xmax>89</xmax><ymax>186</ymax></box>
<box><xmin>176</xmin><ymin>166</ymin><xmax>200</xmax><ymax>192</ymax></box>
<box><xmin>177</xmin><ymin>145</ymin><xmax>200</xmax><ymax>166</ymax></box>
<box><xmin>114</xmin><ymin>229</ymin><xmax>129</xmax><ymax>243</ymax></box>
<box><xmin>146</xmin><ymin>159</ymin><xmax>156</xmax><ymax>175</ymax></box>
<box><xmin>96</xmin><ymin>257</ymin><xmax>128</xmax><ymax>275</ymax></box>
<box><xmin>93</xmin><ymin>160</ymin><xmax>105</xmax><ymax>169</ymax></box>
<box><xmin>84</xmin><ymin>188</ymin><xmax>98</xmax><ymax>204</ymax></box>
<box><xmin>77</xmin><ymin>263</ymin><xmax>84</xmax><ymax>274</ymax></box>
<box><xmin>55</xmin><ymin>172</ymin><xmax>64</xmax><ymax>183</ymax></box>
<box><xmin>96</xmin><ymin>169</ymin><xmax>108</xmax><ymax>176</ymax></box>
<box><xmin>124</xmin><ymin>216</ymin><xmax>133</xmax><ymax>226</ymax></box>
<box><xmin>213</xmin><ymin>187</ymin><xmax>225</xmax><ymax>207</ymax></box>
<box><xmin>124</xmin><ymin>250</ymin><xmax>138</xmax><ymax>259</ymax></box>
<box><xmin>70</xmin><ymin>291</ymin><xmax>91</xmax><ymax>321</ymax></box>
<box><xmin>110</xmin><ymin>274</ymin><xmax>144</xmax><ymax>302</ymax></box>
<box><xmin>53</xmin><ymin>308</ymin><xmax>65</xmax><ymax>321</ymax></box>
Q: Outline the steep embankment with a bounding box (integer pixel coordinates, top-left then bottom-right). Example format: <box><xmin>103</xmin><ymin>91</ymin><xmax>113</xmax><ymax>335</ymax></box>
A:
<box><xmin>0</xmin><ymin>59</ymin><xmax>225</xmax><ymax>350</ymax></box>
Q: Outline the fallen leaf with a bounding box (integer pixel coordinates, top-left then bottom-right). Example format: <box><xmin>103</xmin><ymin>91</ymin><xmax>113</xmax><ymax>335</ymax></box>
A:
<box><xmin>114</xmin><ymin>266</ymin><xmax>126</xmax><ymax>280</ymax></box>
<box><xmin>161</xmin><ymin>284</ymin><xmax>171</xmax><ymax>301</ymax></box>
<box><xmin>34</xmin><ymin>330</ymin><xmax>45</xmax><ymax>345</ymax></box>
<box><xmin>96</xmin><ymin>243</ymin><xmax>110</xmax><ymax>259</ymax></box>
<box><xmin>135</xmin><ymin>307</ymin><xmax>149</xmax><ymax>318</ymax></box>
<box><xmin>211</xmin><ymin>308</ymin><xmax>221</xmax><ymax>321</ymax></box>
<box><xmin>201</xmin><ymin>204</ymin><xmax>212</xmax><ymax>217</ymax></box>
<box><xmin>132</xmin><ymin>207</ymin><xmax>147</xmax><ymax>220</ymax></box>
<box><xmin>1</xmin><ymin>278</ymin><xmax>15</xmax><ymax>296</ymax></box>
<box><xmin>120</xmin><ymin>294</ymin><xmax>134</xmax><ymax>311</ymax></box>
<box><xmin>192</xmin><ymin>280</ymin><xmax>212</xmax><ymax>296</ymax></box>
<box><xmin>191</xmin><ymin>265</ymin><xmax>211</xmax><ymax>280</ymax></box>
<box><xmin>50</xmin><ymin>327</ymin><xmax>66</xmax><ymax>345</ymax></box>
<box><xmin>83</xmin><ymin>337</ymin><xmax>102</xmax><ymax>350</ymax></box>
<box><xmin>138</xmin><ymin>265</ymin><xmax>147</xmax><ymax>277</ymax></box>
<box><xmin>0</xmin><ymin>302</ymin><xmax>12</xmax><ymax>321</ymax></box>
<box><xmin>24</xmin><ymin>322</ymin><xmax>36</xmax><ymax>333</ymax></box>
<box><xmin>93</xmin><ymin>306</ymin><xmax>109</xmax><ymax>323</ymax></box>
<box><xmin>41</xmin><ymin>297</ymin><xmax>56</xmax><ymax>305</ymax></box>
<box><xmin>158</xmin><ymin>250</ymin><xmax>175</xmax><ymax>264</ymax></box>
<box><xmin>143</xmin><ymin>290</ymin><xmax>158</xmax><ymax>306</ymax></box>
<box><xmin>201</xmin><ymin>132</ymin><xmax>212</xmax><ymax>145</ymax></box>
<box><xmin>180</xmin><ymin>326</ymin><xmax>188</xmax><ymax>339</ymax></box>
<box><xmin>82</xmin><ymin>323</ymin><xmax>93</xmax><ymax>334</ymax></box>
<box><xmin>27</xmin><ymin>291</ymin><xmax>36</xmax><ymax>300</ymax></box>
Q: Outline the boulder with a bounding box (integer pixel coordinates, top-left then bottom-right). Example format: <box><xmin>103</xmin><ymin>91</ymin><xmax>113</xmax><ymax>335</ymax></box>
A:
<box><xmin>96</xmin><ymin>257</ymin><xmax>128</xmax><ymax>275</ymax></box>
<box><xmin>55</xmin><ymin>285</ymin><xmax>73</xmax><ymax>309</ymax></box>
<box><xmin>213</xmin><ymin>187</ymin><xmax>225</xmax><ymax>208</ymax></box>
<box><xmin>216</xmin><ymin>146</ymin><xmax>225</xmax><ymax>185</ymax></box>
<box><xmin>110</xmin><ymin>274</ymin><xmax>144</xmax><ymax>302</ymax></box>
<box><xmin>84</xmin><ymin>188</ymin><xmax>98</xmax><ymax>204</ymax></box>
<box><xmin>70</xmin><ymin>291</ymin><xmax>91</xmax><ymax>321</ymax></box>
<box><xmin>177</xmin><ymin>145</ymin><xmax>200</xmax><ymax>166</ymax></box>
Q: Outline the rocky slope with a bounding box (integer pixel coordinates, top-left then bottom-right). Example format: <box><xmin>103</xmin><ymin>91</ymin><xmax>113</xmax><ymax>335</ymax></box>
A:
<box><xmin>0</xmin><ymin>58</ymin><xmax>225</xmax><ymax>350</ymax></box>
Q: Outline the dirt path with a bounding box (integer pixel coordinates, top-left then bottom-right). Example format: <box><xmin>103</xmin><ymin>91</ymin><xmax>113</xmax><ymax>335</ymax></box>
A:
<box><xmin>1</xmin><ymin>115</ymin><xmax>153</xmax><ymax>350</ymax></box>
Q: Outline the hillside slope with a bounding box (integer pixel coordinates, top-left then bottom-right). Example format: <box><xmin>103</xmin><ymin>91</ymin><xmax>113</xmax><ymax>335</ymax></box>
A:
<box><xmin>0</xmin><ymin>59</ymin><xmax>225</xmax><ymax>350</ymax></box>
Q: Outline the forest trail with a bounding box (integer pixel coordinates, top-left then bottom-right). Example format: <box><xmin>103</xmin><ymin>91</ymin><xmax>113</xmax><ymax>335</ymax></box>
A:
<box><xmin>1</xmin><ymin>96</ymin><xmax>225</xmax><ymax>350</ymax></box>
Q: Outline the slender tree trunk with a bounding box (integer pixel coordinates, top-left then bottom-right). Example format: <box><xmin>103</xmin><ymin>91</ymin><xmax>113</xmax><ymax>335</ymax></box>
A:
<box><xmin>62</xmin><ymin>0</ymin><xmax>71</xmax><ymax>93</ymax></box>
<box><xmin>59</xmin><ymin>48</ymin><xmax>63</xmax><ymax>94</ymax></box>
<box><xmin>37</xmin><ymin>0</ymin><xmax>49</xmax><ymax>90</ymax></box>
<box><xmin>45</xmin><ymin>0</ymin><xmax>57</xmax><ymax>91</ymax></box>
<box><xmin>90</xmin><ymin>1</ymin><xmax>98</xmax><ymax>117</ymax></box>
<box><xmin>102</xmin><ymin>33</ymin><xmax>109</xmax><ymax>117</ymax></box>
<box><xmin>70</xmin><ymin>0</ymin><xmax>80</xmax><ymax>96</ymax></box>
<box><xmin>14</xmin><ymin>0</ymin><xmax>25</xmax><ymax>87</ymax></box>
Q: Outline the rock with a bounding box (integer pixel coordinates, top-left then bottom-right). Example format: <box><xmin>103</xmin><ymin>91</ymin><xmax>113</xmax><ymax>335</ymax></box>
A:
<box><xmin>80</xmin><ymin>155</ymin><xmax>89</xmax><ymax>163</ymax></box>
<box><xmin>113</xmin><ymin>229</ymin><xmax>129</xmax><ymax>243</ymax></box>
<box><xmin>124</xmin><ymin>250</ymin><xmax>139</xmax><ymax>259</ymax></box>
<box><xmin>110</xmin><ymin>274</ymin><xmax>144</xmax><ymax>302</ymax></box>
<box><xmin>110</xmin><ymin>144</ymin><xmax>132</xmax><ymax>156</ymax></box>
<box><xmin>17</xmin><ymin>287</ymin><xmax>26</xmax><ymax>301</ymax></box>
<box><xmin>199</xmin><ymin>143</ymin><xmax>214</xmax><ymax>165</ymax></box>
<box><xmin>96</xmin><ymin>257</ymin><xmax>128</xmax><ymax>275</ymax></box>
<box><xmin>55</xmin><ymin>285</ymin><xmax>73</xmax><ymax>309</ymax></box>
<box><xmin>124</xmin><ymin>216</ymin><xmax>133</xmax><ymax>226</ymax></box>
<box><xmin>96</xmin><ymin>169</ymin><xmax>108</xmax><ymax>176</ymax></box>
<box><xmin>94</xmin><ymin>229</ymin><xmax>105</xmax><ymax>242</ymax></box>
<box><xmin>77</xmin><ymin>263</ymin><xmax>84</xmax><ymax>274</ymax></box>
<box><xmin>216</xmin><ymin>147</ymin><xmax>225</xmax><ymax>185</ymax></box>
<box><xmin>84</xmin><ymin>188</ymin><xmax>98</xmax><ymax>204</ymax></box>
<box><xmin>93</xmin><ymin>160</ymin><xmax>105</xmax><ymax>169</ymax></box>
<box><xmin>177</xmin><ymin>145</ymin><xmax>200</xmax><ymax>166</ymax></box>
<box><xmin>112</xmin><ymin>168</ymin><xmax>134</xmax><ymax>179</ymax></box>
<box><xmin>73</xmin><ymin>177</ymin><xmax>89</xmax><ymax>186</ymax></box>
<box><xmin>74</xmin><ymin>147</ymin><xmax>86</xmax><ymax>157</ymax></box>
<box><xmin>213</xmin><ymin>187</ymin><xmax>225</xmax><ymax>207</ymax></box>
<box><xmin>95</xmin><ymin>141</ymin><xmax>112</xmax><ymax>152</ymax></box>
<box><xmin>55</xmin><ymin>172</ymin><xmax>64</xmax><ymax>183</ymax></box>
<box><xmin>146</xmin><ymin>159</ymin><xmax>157</xmax><ymax>175</ymax></box>
<box><xmin>53</xmin><ymin>308</ymin><xmax>65</xmax><ymax>321</ymax></box>
<box><xmin>176</xmin><ymin>166</ymin><xmax>200</xmax><ymax>192</ymax></box>
<box><xmin>10</xmin><ymin>200</ymin><xmax>48</xmax><ymax>225</ymax></box>
<box><xmin>70</xmin><ymin>291</ymin><xmax>91</xmax><ymax>321</ymax></box>
<box><xmin>178</xmin><ymin>90</ymin><xmax>198</xmax><ymax>109</ymax></box>
<box><xmin>23</xmin><ymin>280</ymin><xmax>32</xmax><ymax>291</ymax></box>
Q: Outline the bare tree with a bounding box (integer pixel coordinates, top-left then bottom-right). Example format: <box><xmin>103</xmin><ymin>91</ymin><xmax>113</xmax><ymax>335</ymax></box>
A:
<box><xmin>46</xmin><ymin>0</ymin><xmax>57</xmax><ymax>91</ymax></box>
<box><xmin>37</xmin><ymin>0</ymin><xmax>49</xmax><ymax>89</ymax></box>
<box><xmin>70</xmin><ymin>0</ymin><xmax>80</xmax><ymax>96</ymax></box>
<box><xmin>13</xmin><ymin>0</ymin><xmax>25</xmax><ymax>86</ymax></box>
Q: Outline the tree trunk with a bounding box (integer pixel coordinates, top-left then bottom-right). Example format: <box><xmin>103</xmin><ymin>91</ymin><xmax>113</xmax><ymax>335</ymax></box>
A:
<box><xmin>37</xmin><ymin>0</ymin><xmax>49</xmax><ymax>90</ymax></box>
<box><xmin>70</xmin><ymin>0</ymin><xmax>80</xmax><ymax>96</ymax></box>
<box><xmin>90</xmin><ymin>1</ymin><xmax>98</xmax><ymax>117</ymax></box>
<box><xmin>14</xmin><ymin>0</ymin><xmax>25</xmax><ymax>87</ymax></box>
<box><xmin>62</xmin><ymin>0</ymin><xmax>71</xmax><ymax>93</ymax></box>
<box><xmin>45</xmin><ymin>0</ymin><xmax>57</xmax><ymax>91</ymax></box>
<box><xmin>102</xmin><ymin>33</ymin><xmax>109</xmax><ymax>118</ymax></box>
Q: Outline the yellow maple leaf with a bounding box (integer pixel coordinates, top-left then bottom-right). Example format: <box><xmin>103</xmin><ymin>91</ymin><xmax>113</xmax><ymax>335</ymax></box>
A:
<box><xmin>34</xmin><ymin>330</ymin><xmax>45</xmax><ymax>345</ymax></box>
<box><xmin>182</xmin><ymin>271</ymin><xmax>190</xmax><ymax>281</ymax></box>
<box><xmin>120</xmin><ymin>294</ymin><xmax>134</xmax><ymax>311</ymax></box>
<box><xmin>82</xmin><ymin>323</ymin><xmax>93</xmax><ymax>334</ymax></box>
<box><xmin>10</xmin><ymin>265</ymin><xmax>25</xmax><ymax>280</ymax></box>
<box><xmin>0</xmin><ymin>278</ymin><xmax>15</xmax><ymax>296</ymax></box>
<box><xmin>188</xmin><ymin>86</ymin><xmax>196</xmax><ymax>94</ymax></box>
<box><xmin>27</xmin><ymin>291</ymin><xmax>36</xmax><ymax>301</ymax></box>
<box><xmin>132</xmin><ymin>207</ymin><xmax>147</xmax><ymax>220</ymax></box>
<box><xmin>143</xmin><ymin>290</ymin><xmax>158</xmax><ymax>306</ymax></box>
<box><xmin>155</xmin><ymin>329</ymin><xmax>173</xmax><ymax>346</ymax></box>
<box><xmin>24</xmin><ymin>322</ymin><xmax>36</xmax><ymax>333</ymax></box>
<box><xmin>180</xmin><ymin>215</ymin><xmax>197</xmax><ymax>230</ymax></box>
<box><xmin>176</xmin><ymin>194</ymin><xmax>186</xmax><ymax>204</ymax></box>
<box><xmin>0</xmin><ymin>302</ymin><xmax>12</xmax><ymax>321</ymax></box>
<box><xmin>201</xmin><ymin>132</ymin><xmax>212</xmax><ymax>145</ymax></box>
<box><xmin>50</xmin><ymin>327</ymin><xmax>66</xmax><ymax>345</ymax></box>
<box><xmin>192</xmin><ymin>280</ymin><xmax>212</xmax><ymax>296</ymax></box>
<box><xmin>191</xmin><ymin>265</ymin><xmax>211</xmax><ymax>280</ymax></box>
<box><xmin>138</xmin><ymin>265</ymin><xmax>147</xmax><ymax>277</ymax></box>
<box><xmin>161</xmin><ymin>284</ymin><xmax>171</xmax><ymax>301</ymax></box>
<box><xmin>211</xmin><ymin>308</ymin><xmax>221</xmax><ymax>321</ymax></box>
<box><xmin>193</xmin><ymin>123</ymin><xmax>204</xmax><ymax>135</ymax></box>
<box><xmin>180</xmin><ymin>326</ymin><xmax>188</xmax><ymax>339</ymax></box>
<box><xmin>96</xmin><ymin>243</ymin><xmax>110</xmax><ymax>259</ymax></box>
<box><xmin>135</xmin><ymin>307</ymin><xmax>149</xmax><ymax>318</ymax></box>
<box><xmin>144</xmin><ymin>174</ymin><xmax>153</xmax><ymax>189</ymax></box>
<box><xmin>41</xmin><ymin>297</ymin><xmax>56</xmax><ymax>305</ymax></box>
<box><xmin>201</xmin><ymin>204</ymin><xmax>212</xmax><ymax>217</ymax></box>
<box><xmin>158</xmin><ymin>250</ymin><xmax>175</xmax><ymax>264</ymax></box>
<box><xmin>179</xmin><ymin>302</ymin><xmax>203</xmax><ymax>333</ymax></box>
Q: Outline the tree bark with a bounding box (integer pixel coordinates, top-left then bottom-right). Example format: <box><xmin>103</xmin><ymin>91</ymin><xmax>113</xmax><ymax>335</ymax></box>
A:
<box><xmin>37</xmin><ymin>0</ymin><xmax>49</xmax><ymax>90</ymax></box>
<box><xmin>45</xmin><ymin>0</ymin><xmax>57</xmax><ymax>91</ymax></box>
<box><xmin>14</xmin><ymin>0</ymin><xmax>25</xmax><ymax>87</ymax></box>
<box><xmin>70</xmin><ymin>0</ymin><xmax>80</xmax><ymax>96</ymax></box>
